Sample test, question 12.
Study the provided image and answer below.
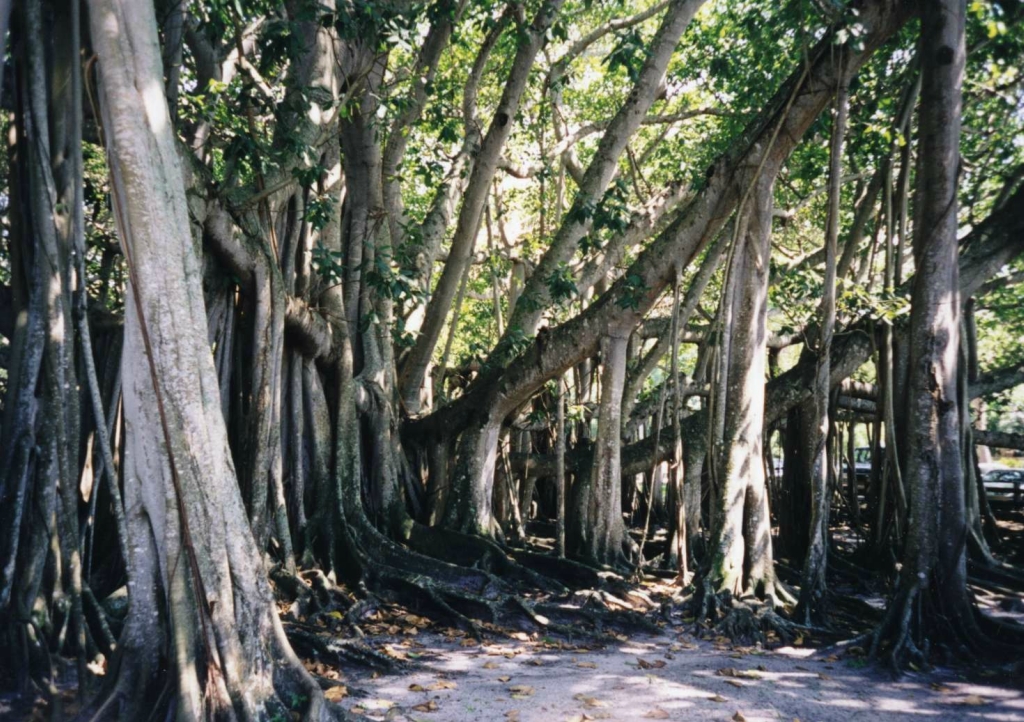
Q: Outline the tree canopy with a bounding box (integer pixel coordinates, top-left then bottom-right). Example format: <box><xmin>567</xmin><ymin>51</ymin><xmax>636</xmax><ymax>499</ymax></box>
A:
<box><xmin>1</xmin><ymin>0</ymin><xmax>1024</xmax><ymax>718</ymax></box>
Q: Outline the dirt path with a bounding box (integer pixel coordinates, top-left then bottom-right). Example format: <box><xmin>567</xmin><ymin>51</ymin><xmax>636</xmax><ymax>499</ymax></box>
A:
<box><xmin>335</xmin><ymin>631</ymin><xmax>1024</xmax><ymax>721</ymax></box>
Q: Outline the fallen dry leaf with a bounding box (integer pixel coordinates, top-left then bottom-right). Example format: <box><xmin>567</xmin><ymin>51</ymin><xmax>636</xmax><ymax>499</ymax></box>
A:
<box><xmin>509</xmin><ymin>685</ymin><xmax>534</xmax><ymax>698</ymax></box>
<box><xmin>505</xmin><ymin>711</ymin><xmax>520</xmax><ymax>721</ymax></box>
<box><xmin>411</xmin><ymin>700</ymin><xmax>438</xmax><ymax>713</ymax></box>
<box><xmin>724</xmin><ymin>679</ymin><xmax>744</xmax><ymax>688</ymax></box>
<box><xmin>576</xmin><ymin>661</ymin><xmax>597</xmax><ymax>669</ymax></box>
<box><xmin>637</xmin><ymin>658</ymin><xmax>666</xmax><ymax>670</ymax></box>
<box><xmin>483</xmin><ymin>661</ymin><xmax>499</xmax><ymax>669</ymax></box>
<box><xmin>430</xmin><ymin>680</ymin><xmax>457</xmax><ymax>691</ymax></box>
<box><xmin>717</xmin><ymin>668</ymin><xmax>761</xmax><ymax>680</ymax></box>
<box><xmin>323</xmin><ymin>686</ymin><xmax>348</xmax><ymax>702</ymax></box>
<box><xmin>644</xmin><ymin>709</ymin><xmax>670</xmax><ymax>719</ymax></box>
<box><xmin>709</xmin><ymin>694</ymin><xmax>728</xmax><ymax>703</ymax></box>
<box><xmin>497</xmin><ymin>675</ymin><xmax>511</xmax><ymax>683</ymax></box>
<box><xmin>959</xmin><ymin>695</ymin><xmax>989</xmax><ymax>706</ymax></box>
<box><xmin>930</xmin><ymin>683</ymin><xmax>954</xmax><ymax>693</ymax></box>
<box><xmin>733</xmin><ymin>712</ymin><xmax>747</xmax><ymax>722</ymax></box>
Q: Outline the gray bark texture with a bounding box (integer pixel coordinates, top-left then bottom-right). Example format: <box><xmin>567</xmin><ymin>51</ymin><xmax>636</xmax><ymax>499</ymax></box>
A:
<box><xmin>705</xmin><ymin>171</ymin><xmax>780</xmax><ymax>600</ymax></box>
<box><xmin>870</xmin><ymin>0</ymin><xmax>980</xmax><ymax>668</ymax></box>
<box><xmin>87</xmin><ymin>0</ymin><xmax>337</xmax><ymax>717</ymax></box>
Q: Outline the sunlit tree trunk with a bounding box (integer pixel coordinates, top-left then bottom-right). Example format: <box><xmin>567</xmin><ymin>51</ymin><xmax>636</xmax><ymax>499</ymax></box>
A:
<box><xmin>705</xmin><ymin>173</ymin><xmax>783</xmax><ymax>602</ymax></box>
<box><xmin>85</xmin><ymin>1</ymin><xmax>335</xmax><ymax>717</ymax></box>
<box><xmin>870</xmin><ymin>0</ymin><xmax>985</xmax><ymax>667</ymax></box>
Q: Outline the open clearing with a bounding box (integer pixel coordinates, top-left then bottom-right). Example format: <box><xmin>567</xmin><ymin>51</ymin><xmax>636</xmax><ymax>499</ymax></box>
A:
<box><xmin>335</xmin><ymin>631</ymin><xmax>1024</xmax><ymax>721</ymax></box>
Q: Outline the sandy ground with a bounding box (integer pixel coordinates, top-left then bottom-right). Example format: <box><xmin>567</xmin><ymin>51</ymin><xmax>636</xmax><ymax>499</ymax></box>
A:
<box><xmin>334</xmin><ymin>631</ymin><xmax>1024</xmax><ymax>722</ymax></box>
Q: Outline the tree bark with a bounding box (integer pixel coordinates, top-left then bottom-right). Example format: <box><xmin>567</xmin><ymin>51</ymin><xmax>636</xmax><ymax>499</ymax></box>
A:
<box><xmin>870</xmin><ymin>0</ymin><xmax>978</xmax><ymax>667</ymax></box>
<box><xmin>580</xmin><ymin>330</ymin><xmax>635</xmax><ymax>568</ymax></box>
<box><xmin>86</xmin><ymin>1</ymin><xmax>336</xmax><ymax>717</ymax></box>
<box><xmin>797</xmin><ymin>59</ymin><xmax>848</xmax><ymax>621</ymax></box>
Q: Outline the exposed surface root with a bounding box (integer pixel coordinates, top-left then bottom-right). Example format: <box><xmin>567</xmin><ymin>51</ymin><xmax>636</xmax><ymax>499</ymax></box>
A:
<box><xmin>406</xmin><ymin>524</ymin><xmax>567</xmax><ymax>594</ymax></box>
<box><xmin>691</xmin><ymin>587</ymin><xmax>808</xmax><ymax>646</ymax></box>
<box><xmin>507</xmin><ymin>548</ymin><xmax>606</xmax><ymax>589</ymax></box>
<box><xmin>866</xmin><ymin>574</ymin><xmax>1024</xmax><ymax>673</ymax></box>
<box><xmin>286</xmin><ymin>625</ymin><xmax>403</xmax><ymax>672</ymax></box>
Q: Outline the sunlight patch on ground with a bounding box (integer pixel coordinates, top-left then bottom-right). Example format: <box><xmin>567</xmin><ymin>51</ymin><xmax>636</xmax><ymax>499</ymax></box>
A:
<box><xmin>339</xmin><ymin>632</ymin><xmax>1024</xmax><ymax>721</ymax></box>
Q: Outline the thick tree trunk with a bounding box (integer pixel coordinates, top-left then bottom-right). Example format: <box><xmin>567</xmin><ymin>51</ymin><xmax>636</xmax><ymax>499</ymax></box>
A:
<box><xmin>443</xmin><ymin>419</ymin><xmax>504</xmax><ymax>538</ymax></box>
<box><xmin>778</xmin><ymin>406</ymin><xmax>809</xmax><ymax>561</ymax></box>
<box><xmin>683</xmin><ymin>415</ymin><xmax>707</xmax><ymax>562</ymax></box>
<box><xmin>0</xmin><ymin>18</ymin><xmax>55</xmax><ymax>680</ymax></box>
<box><xmin>870</xmin><ymin>0</ymin><xmax>982</xmax><ymax>667</ymax></box>
<box><xmin>86</xmin><ymin>1</ymin><xmax>335</xmax><ymax>717</ymax></box>
<box><xmin>705</xmin><ymin>172</ymin><xmax>782</xmax><ymax>601</ymax></box>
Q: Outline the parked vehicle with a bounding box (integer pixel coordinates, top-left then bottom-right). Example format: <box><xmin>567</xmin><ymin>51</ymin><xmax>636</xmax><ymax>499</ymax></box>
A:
<box><xmin>982</xmin><ymin>468</ymin><xmax>1024</xmax><ymax>507</ymax></box>
<box><xmin>853</xmin><ymin>446</ymin><xmax>873</xmax><ymax>480</ymax></box>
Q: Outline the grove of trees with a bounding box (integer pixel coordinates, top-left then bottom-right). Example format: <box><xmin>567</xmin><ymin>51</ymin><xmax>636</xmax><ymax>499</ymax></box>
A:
<box><xmin>1</xmin><ymin>0</ymin><xmax>1023</xmax><ymax>718</ymax></box>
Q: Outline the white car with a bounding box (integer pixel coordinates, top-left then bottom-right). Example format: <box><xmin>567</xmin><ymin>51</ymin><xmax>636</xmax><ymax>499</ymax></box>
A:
<box><xmin>982</xmin><ymin>469</ymin><xmax>1024</xmax><ymax>507</ymax></box>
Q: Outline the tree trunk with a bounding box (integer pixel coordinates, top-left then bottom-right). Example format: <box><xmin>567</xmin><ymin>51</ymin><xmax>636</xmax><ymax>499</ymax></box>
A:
<box><xmin>797</xmin><ymin>62</ymin><xmax>848</xmax><ymax>621</ymax></box>
<box><xmin>580</xmin><ymin>330</ymin><xmax>635</xmax><ymax>568</ymax></box>
<box><xmin>870</xmin><ymin>0</ymin><xmax>983</xmax><ymax>667</ymax></box>
<box><xmin>704</xmin><ymin>171</ymin><xmax>783</xmax><ymax>602</ymax></box>
<box><xmin>85</xmin><ymin>1</ymin><xmax>335</xmax><ymax>717</ymax></box>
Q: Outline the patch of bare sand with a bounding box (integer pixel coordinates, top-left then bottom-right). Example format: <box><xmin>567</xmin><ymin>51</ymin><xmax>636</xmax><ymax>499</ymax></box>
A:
<box><xmin>334</xmin><ymin>631</ymin><xmax>1024</xmax><ymax>721</ymax></box>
